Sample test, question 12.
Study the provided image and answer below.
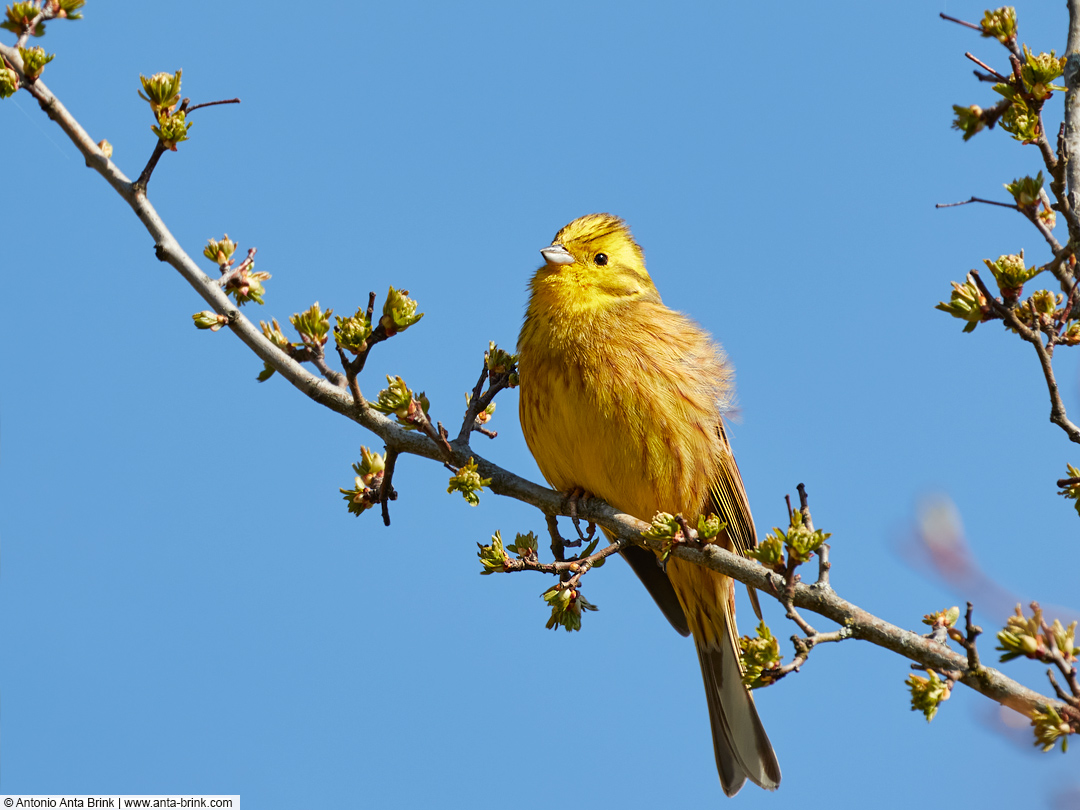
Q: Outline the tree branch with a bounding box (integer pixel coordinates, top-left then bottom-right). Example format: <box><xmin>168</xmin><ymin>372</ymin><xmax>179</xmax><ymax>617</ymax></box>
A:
<box><xmin>7</xmin><ymin>35</ymin><xmax>1075</xmax><ymax>741</ymax></box>
<box><xmin>969</xmin><ymin>271</ymin><xmax>1080</xmax><ymax>444</ymax></box>
<box><xmin>1063</xmin><ymin>0</ymin><xmax>1080</xmax><ymax>245</ymax></box>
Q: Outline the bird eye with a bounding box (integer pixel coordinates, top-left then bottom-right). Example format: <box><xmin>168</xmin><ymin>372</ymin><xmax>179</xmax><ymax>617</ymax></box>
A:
<box><xmin>594</xmin><ymin>253</ymin><xmax>609</xmax><ymax>266</ymax></box>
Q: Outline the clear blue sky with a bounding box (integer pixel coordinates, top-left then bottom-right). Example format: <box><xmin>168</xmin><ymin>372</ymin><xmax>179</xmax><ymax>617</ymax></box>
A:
<box><xmin>3</xmin><ymin>2</ymin><xmax>1078</xmax><ymax>808</ymax></box>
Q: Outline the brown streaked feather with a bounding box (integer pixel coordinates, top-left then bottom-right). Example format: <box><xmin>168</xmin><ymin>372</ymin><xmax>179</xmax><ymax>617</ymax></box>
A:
<box><xmin>712</xmin><ymin>419</ymin><xmax>764</xmax><ymax>619</ymax></box>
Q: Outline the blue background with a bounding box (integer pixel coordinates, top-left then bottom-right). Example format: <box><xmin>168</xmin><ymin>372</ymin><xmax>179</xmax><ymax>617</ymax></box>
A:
<box><xmin>3</xmin><ymin>1</ymin><xmax>1078</xmax><ymax>808</ymax></box>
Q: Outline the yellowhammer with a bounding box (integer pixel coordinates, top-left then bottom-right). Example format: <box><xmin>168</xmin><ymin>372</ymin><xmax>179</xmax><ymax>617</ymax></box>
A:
<box><xmin>517</xmin><ymin>213</ymin><xmax>780</xmax><ymax>795</ymax></box>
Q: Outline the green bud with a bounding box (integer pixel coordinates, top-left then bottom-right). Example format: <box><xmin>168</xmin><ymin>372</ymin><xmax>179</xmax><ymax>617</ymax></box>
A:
<box><xmin>259</xmin><ymin>318</ymin><xmax>291</xmax><ymax>349</ymax></box>
<box><xmin>477</xmin><ymin>530</ymin><xmax>509</xmax><ymax>574</ymax></box>
<box><xmin>906</xmin><ymin>670</ymin><xmax>951</xmax><ymax>722</ymax></box>
<box><xmin>936</xmin><ymin>274</ymin><xmax>987</xmax><ymax>332</ymax></box>
<box><xmin>334</xmin><ymin>307</ymin><xmax>373</xmax><ymax>354</ymax></box>
<box><xmin>641</xmin><ymin>512</ymin><xmax>684</xmax><ymax>560</ymax></box>
<box><xmin>225</xmin><ymin>267</ymin><xmax>270</xmax><ymax>306</ymax></box>
<box><xmin>980</xmin><ymin>6</ymin><xmax>1017</xmax><ymax>44</ymax></box>
<box><xmin>1</xmin><ymin>3</ymin><xmax>45</xmax><ymax>37</ymax></box>
<box><xmin>1029</xmin><ymin>289</ymin><xmax>1062</xmax><ymax>316</ymax></box>
<box><xmin>922</xmin><ymin>606</ymin><xmax>961</xmax><ymax>628</ymax></box>
<box><xmin>485</xmin><ymin>342</ymin><xmax>519</xmax><ymax>380</ymax></box>
<box><xmin>1031</xmin><ymin>705</ymin><xmax>1073</xmax><ymax>753</ymax></box>
<box><xmin>951</xmin><ymin>104</ymin><xmax>986</xmax><ymax>141</ymax></box>
<box><xmin>18</xmin><ymin>46</ymin><xmax>53</xmax><ymax>80</ymax></box>
<box><xmin>371</xmin><ymin>375</ymin><xmax>431</xmax><ymax>430</ymax></box>
<box><xmin>340</xmin><ymin>476</ymin><xmax>379</xmax><ymax>516</ymax></box>
<box><xmin>1061</xmin><ymin>323</ymin><xmax>1080</xmax><ymax>347</ymax></box>
<box><xmin>256</xmin><ymin>319</ymin><xmax>284</xmax><ymax>379</ymax></box>
<box><xmin>1059</xmin><ymin>463</ymin><xmax>1080</xmax><ymax>516</ymax></box>
<box><xmin>0</xmin><ymin>61</ymin><xmax>18</xmax><ymax>98</ymax></box>
<box><xmin>151</xmin><ymin>109</ymin><xmax>192</xmax><ymax>151</ymax></box>
<box><xmin>739</xmin><ymin>621</ymin><xmax>783</xmax><ymax>689</ymax></box>
<box><xmin>379</xmin><ymin>286</ymin><xmax>423</xmax><ymax>336</ymax></box>
<box><xmin>446</xmin><ymin>458</ymin><xmax>491</xmax><ymax>506</ymax></box>
<box><xmin>1004</xmin><ymin>172</ymin><xmax>1043</xmax><ymax>210</ymax></box>
<box><xmin>138</xmin><ymin>69</ymin><xmax>183</xmax><ymax>118</ymax></box>
<box><xmin>697</xmin><ymin>513</ymin><xmax>726</xmax><ymax>542</ymax></box>
<box><xmin>997</xmin><ymin>603</ymin><xmax>1045</xmax><ymax>661</ymax></box>
<box><xmin>192</xmin><ymin>311</ymin><xmax>227</xmax><ymax>331</ymax></box>
<box><xmin>506</xmin><ymin>530</ymin><xmax>539</xmax><ymax>558</ymax></box>
<box><xmin>352</xmin><ymin>446</ymin><xmax>386</xmax><ymax>488</ymax></box>
<box><xmin>1051</xmin><ymin>618</ymin><xmax>1078</xmax><ymax>662</ymax></box>
<box><xmin>542</xmin><ymin>584</ymin><xmax>598</xmax><ymax>632</ymax></box>
<box><xmin>746</xmin><ymin>534</ymin><xmax>785</xmax><ymax>570</ymax></box>
<box><xmin>290</xmin><ymin>302</ymin><xmax>332</xmax><ymax>347</ymax></box>
<box><xmin>642</xmin><ymin>512</ymin><xmax>681</xmax><ymax>541</ymax></box>
<box><xmin>203</xmin><ymin>235</ymin><xmax>237</xmax><ymax>267</ymax></box>
<box><xmin>984</xmin><ymin>254</ymin><xmax>1039</xmax><ymax>301</ymax></box>
<box><xmin>55</xmin><ymin>0</ymin><xmax>85</xmax><ymax>20</ymax></box>
<box><xmin>995</xmin><ymin>90</ymin><xmax>1040</xmax><ymax>144</ymax></box>
<box><xmin>1020</xmin><ymin>45</ymin><xmax>1066</xmax><ymax>101</ymax></box>
<box><xmin>779</xmin><ymin>509</ymin><xmax>831</xmax><ymax>565</ymax></box>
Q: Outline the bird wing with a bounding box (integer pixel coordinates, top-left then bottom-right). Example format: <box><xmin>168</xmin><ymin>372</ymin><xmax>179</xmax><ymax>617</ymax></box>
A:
<box><xmin>711</xmin><ymin>418</ymin><xmax>763</xmax><ymax>619</ymax></box>
<box><xmin>620</xmin><ymin>541</ymin><xmax>690</xmax><ymax>636</ymax></box>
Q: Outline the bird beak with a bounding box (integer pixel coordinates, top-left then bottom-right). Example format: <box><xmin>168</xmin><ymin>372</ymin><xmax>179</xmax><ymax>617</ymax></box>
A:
<box><xmin>540</xmin><ymin>244</ymin><xmax>576</xmax><ymax>266</ymax></box>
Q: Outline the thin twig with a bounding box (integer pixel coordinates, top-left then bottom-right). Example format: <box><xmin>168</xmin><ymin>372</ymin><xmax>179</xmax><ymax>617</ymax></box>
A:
<box><xmin>784</xmin><ymin>602</ymin><xmax>817</xmax><ymax>638</ymax></box>
<box><xmin>186</xmin><ymin>97</ymin><xmax>241</xmax><ymax>114</ymax></box>
<box><xmin>1039</xmin><ymin>612</ymin><xmax>1080</xmax><ymax>700</ymax></box>
<box><xmin>1040</xmin><ymin>243</ymin><xmax>1077</xmax><ymax>296</ymax></box>
<box><xmin>1035</xmin><ymin>114</ymin><xmax>1061</xmax><ymax>181</ymax></box>
<box><xmin>1063</xmin><ymin>0</ymin><xmax>1080</xmax><ymax>245</ymax></box>
<box><xmin>502</xmin><ymin>535</ymin><xmax>632</xmax><ymax>577</ymax></box>
<box><xmin>1026</xmin><ymin>208</ymin><xmax>1066</xmax><ymax>255</ymax></box>
<box><xmin>310</xmin><ymin>355</ymin><xmax>346</xmax><ymax>387</ymax></box>
<box><xmin>939</xmin><ymin>13</ymin><xmax>983</xmax><ymax>33</ymax></box>
<box><xmin>815</xmin><ymin>542</ymin><xmax>831</xmax><ymax>590</ymax></box>
<box><xmin>935</xmin><ymin>196</ymin><xmax>1017</xmax><ymax>210</ymax></box>
<box><xmin>1023</xmin><ymin>323</ymin><xmax>1080</xmax><ymax>442</ymax></box>
<box><xmin>458</xmin><ymin>364</ymin><xmax>489</xmax><ymax>443</ymax></box>
<box><xmin>1047</xmin><ymin>669</ymin><xmax>1077</xmax><ymax>705</ymax></box>
<box><xmin>219</xmin><ymin>247</ymin><xmax>257</xmax><ymax>290</ymax></box>
<box><xmin>963</xmin><ymin>602</ymin><xmax>983</xmax><ymax>672</ymax></box>
<box><xmin>964</xmin><ymin>52</ymin><xmax>1008</xmax><ymax>81</ymax></box>
<box><xmin>796</xmin><ymin>482</ymin><xmax>814</xmax><ymax>531</ymax></box>
<box><xmin>15</xmin><ymin>9</ymin><xmax>49</xmax><ymax>48</ymax></box>
<box><xmin>769</xmin><ymin>627</ymin><xmax>851</xmax><ymax>682</ymax></box>
<box><xmin>1059</xmin><ymin>278</ymin><xmax>1080</xmax><ymax>329</ymax></box>
<box><xmin>969</xmin><ymin>271</ymin><xmax>1080</xmax><ymax>442</ymax></box>
<box><xmin>546</xmin><ymin>514</ymin><xmax>565</xmax><ymax>564</ymax></box>
<box><xmin>133</xmin><ymin>140</ymin><xmax>168</xmax><ymax>194</ymax></box>
<box><xmin>379</xmin><ymin>449</ymin><xmax>399</xmax><ymax>527</ymax></box>
<box><xmin>335</xmin><ymin>346</ymin><xmax>366</xmax><ymax>407</ymax></box>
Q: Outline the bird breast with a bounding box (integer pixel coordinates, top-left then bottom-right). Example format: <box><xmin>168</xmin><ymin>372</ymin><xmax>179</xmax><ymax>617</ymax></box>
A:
<box><xmin>518</xmin><ymin>301</ymin><xmax>731</xmax><ymax>522</ymax></box>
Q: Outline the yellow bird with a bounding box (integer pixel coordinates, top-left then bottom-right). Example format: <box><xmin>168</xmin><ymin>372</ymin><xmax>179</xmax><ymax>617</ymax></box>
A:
<box><xmin>517</xmin><ymin>213</ymin><xmax>780</xmax><ymax>796</ymax></box>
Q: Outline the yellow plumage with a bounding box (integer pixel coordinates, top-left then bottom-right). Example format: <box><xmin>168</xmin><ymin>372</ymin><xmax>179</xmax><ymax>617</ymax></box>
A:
<box><xmin>517</xmin><ymin>214</ymin><xmax>780</xmax><ymax>796</ymax></box>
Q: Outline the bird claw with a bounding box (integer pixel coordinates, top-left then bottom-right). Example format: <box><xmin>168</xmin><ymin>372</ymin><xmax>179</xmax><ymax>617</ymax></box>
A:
<box><xmin>562</xmin><ymin>487</ymin><xmax>597</xmax><ymax>547</ymax></box>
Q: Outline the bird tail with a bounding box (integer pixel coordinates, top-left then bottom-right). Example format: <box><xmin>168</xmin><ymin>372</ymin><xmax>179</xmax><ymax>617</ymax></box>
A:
<box><xmin>669</xmin><ymin>558</ymin><xmax>781</xmax><ymax>796</ymax></box>
<box><xmin>695</xmin><ymin>628</ymin><xmax>781</xmax><ymax>796</ymax></box>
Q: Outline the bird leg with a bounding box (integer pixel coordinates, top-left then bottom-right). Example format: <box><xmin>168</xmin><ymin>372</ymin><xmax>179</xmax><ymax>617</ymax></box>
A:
<box><xmin>561</xmin><ymin>487</ymin><xmax>596</xmax><ymax>546</ymax></box>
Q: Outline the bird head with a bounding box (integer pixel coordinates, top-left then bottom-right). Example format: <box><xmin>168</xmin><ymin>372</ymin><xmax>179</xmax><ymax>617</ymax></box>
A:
<box><xmin>533</xmin><ymin>213</ymin><xmax>660</xmax><ymax>308</ymax></box>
